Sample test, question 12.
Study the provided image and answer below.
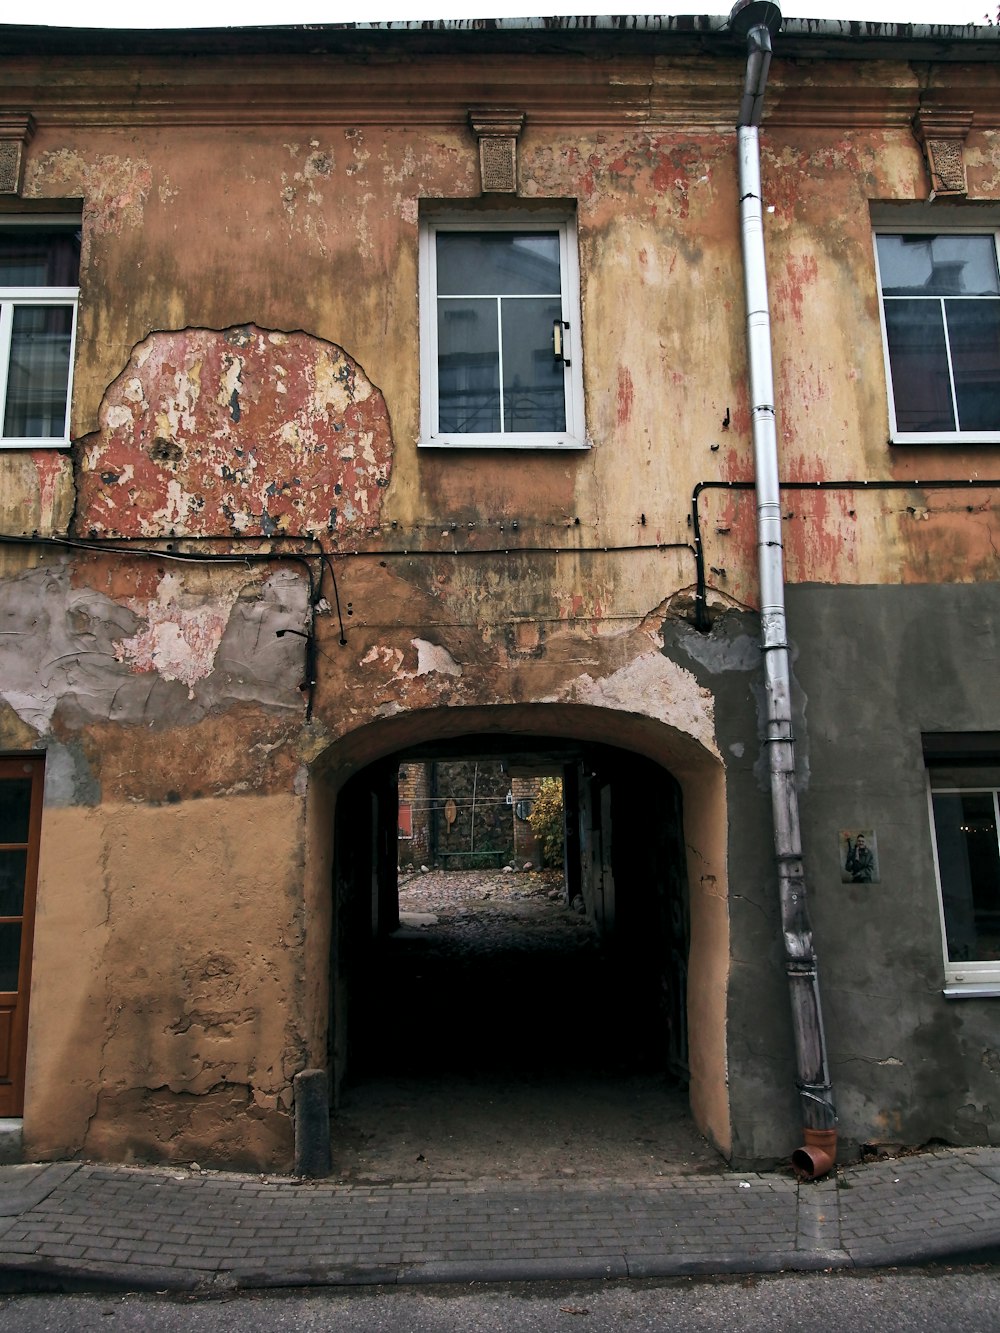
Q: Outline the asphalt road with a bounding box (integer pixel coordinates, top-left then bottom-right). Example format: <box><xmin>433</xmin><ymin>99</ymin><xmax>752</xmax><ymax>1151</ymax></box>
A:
<box><xmin>3</xmin><ymin>1268</ymin><xmax>1000</xmax><ymax>1332</ymax></box>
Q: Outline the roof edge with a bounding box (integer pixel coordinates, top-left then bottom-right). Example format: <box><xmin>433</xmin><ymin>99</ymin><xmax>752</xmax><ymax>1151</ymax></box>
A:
<box><xmin>1</xmin><ymin>15</ymin><xmax>998</xmax><ymax>60</ymax></box>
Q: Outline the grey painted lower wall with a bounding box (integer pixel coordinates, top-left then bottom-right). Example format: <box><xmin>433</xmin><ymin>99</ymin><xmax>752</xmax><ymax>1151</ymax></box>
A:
<box><xmin>676</xmin><ymin>583</ymin><xmax>1000</xmax><ymax>1167</ymax></box>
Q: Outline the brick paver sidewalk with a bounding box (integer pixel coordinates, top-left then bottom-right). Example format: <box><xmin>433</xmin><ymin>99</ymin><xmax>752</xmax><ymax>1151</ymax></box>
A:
<box><xmin>1</xmin><ymin>1148</ymin><xmax>998</xmax><ymax>1293</ymax></box>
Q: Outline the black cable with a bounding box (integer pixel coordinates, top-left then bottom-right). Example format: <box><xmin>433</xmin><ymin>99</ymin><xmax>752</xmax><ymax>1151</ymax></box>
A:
<box><xmin>321</xmin><ymin>554</ymin><xmax>349</xmax><ymax>646</ymax></box>
<box><xmin>329</xmin><ymin>540</ymin><xmax>694</xmax><ymax>561</ymax></box>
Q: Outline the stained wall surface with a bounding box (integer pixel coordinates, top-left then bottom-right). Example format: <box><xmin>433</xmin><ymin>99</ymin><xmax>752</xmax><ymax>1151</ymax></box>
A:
<box><xmin>0</xmin><ymin>23</ymin><xmax>998</xmax><ymax>1168</ymax></box>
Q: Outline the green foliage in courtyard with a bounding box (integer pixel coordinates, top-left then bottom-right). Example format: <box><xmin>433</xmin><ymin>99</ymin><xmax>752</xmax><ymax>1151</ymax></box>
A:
<box><xmin>528</xmin><ymin>777</ymin><xmax>565</xmax><ymax>868</ymax></box>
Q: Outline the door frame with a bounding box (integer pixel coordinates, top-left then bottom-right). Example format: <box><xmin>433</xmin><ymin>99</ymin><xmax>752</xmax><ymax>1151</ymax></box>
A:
<box><xmin>0</xmin><ymin>754</ymin><xmax>44</xmax><ymax>1118</ymax></box>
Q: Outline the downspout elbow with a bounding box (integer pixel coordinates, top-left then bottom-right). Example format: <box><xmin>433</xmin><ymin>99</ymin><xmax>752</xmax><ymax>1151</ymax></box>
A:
<box><xmin>729</xmin><ymin>0</ymin><xmax>782</xmax><ymax>127</ymax></box>
<box><xmin>737</xmin><ymin>28</ymin><xmax>772</xmax><ymax>127</ymax></box>
<box><xmin>792</xmin><ymin>1128</ymin><xmax>838</xmax><ymax>1180</ymax></box>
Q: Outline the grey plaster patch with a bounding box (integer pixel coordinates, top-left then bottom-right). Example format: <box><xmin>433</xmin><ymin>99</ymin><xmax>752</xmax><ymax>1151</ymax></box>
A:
<box><xmin>680</xmin><ymin>629</ymin><xmax>762</xmax><ymax>675</ymax></box>
<box><xmin>207</xmin><ymin>570</ymin><xmax>311</xmax><ymax>711</ymax></box>
<box><xmin>41</xmin><ymin>741</ymin><xmax>101</xmax><ymax>808</ymax></box>
<box><xmin>0</xmin><ymin>564</ymin><xmax>140</xmax><ymax>731</ymax></box>
<box><xmin>0</xmin><ymin>563</ymin><xmax>309</xmax><ymax>735</ymax></box>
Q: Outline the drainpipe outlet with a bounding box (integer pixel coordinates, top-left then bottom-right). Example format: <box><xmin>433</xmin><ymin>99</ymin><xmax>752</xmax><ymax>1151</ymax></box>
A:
<box><xmin>728</xmin><ymin>0</ymin><xmax>782</xmax><ymax>39</ymax></box>
<box><xmin>791</xmin><ymin>1127</ymin><xmax>838</xmax><ymax>1180</ymax></box>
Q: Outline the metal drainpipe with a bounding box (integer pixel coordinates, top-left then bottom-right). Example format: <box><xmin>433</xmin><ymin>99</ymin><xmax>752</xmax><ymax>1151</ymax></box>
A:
<box><xmin>729</xmin><ymin>0</ymin><xmax>837</xmax><ymax>1178</ymax></box>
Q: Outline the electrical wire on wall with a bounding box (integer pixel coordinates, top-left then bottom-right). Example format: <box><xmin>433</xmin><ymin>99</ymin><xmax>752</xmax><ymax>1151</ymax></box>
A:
<box><xmin>3</xmin><ymin>473</ymin><xmax>999</xmax><ymax>723</ymax></box>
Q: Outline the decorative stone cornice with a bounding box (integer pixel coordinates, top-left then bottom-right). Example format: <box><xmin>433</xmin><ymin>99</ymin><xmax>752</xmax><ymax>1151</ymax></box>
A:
<box><xmin>912</xmin><ymin>108</ymin><xmax>975</xmax><ymax>197</ymax></box>
<box><xmin>468</xmin><ymin>108</ymin><xmax>525</xmax><ymax>194</ymax></box>
<box><xmin>0</xmin><ymin>58</ymin><xmax>998</xmax><ymax>132</ymax></box>
<box><xmin>0</xmin><ymin>111</ymin><xmax>36</xmax><ymax>196</ymax></box>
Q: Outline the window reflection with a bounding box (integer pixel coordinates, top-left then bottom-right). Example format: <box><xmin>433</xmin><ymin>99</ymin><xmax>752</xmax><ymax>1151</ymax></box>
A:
<box><xmin>932</xmin><ymin>790</ymin><xmax>1000</xmax><ymax>964</ymax></box>
<box><xmin>877</xmin><ymin>234</ymin><xmax>1000</xmax><ymax>435</ymax></box>
<box><xmin>436</xmin><ymin>231</ymin><xmax>566</xmax><ymax>435</ymax></box>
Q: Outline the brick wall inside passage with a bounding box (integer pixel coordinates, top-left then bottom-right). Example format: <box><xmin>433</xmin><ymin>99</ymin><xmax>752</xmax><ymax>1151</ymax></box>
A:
<box><xmin>398</xmin><ymin>762</ymin><xmax>431</xmax><ymax>867</ymax></box>
<box><xmin>512</xmin><ymin>776</ymin><xmax>544</xmax><ymax>867</ymax></box>
<box><xmin>432</xmin><ymin>761</ymin><xmax>514</xmax><ymax>868</ymax></box>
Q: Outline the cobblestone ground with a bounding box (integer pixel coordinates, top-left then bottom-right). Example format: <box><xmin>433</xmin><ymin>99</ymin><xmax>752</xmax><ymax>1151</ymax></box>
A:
<box><xmin>397</xmin><ymin>865</ymin><xmax>595</xmax><ymax>956</ymax></box>
<box><xmin>331</xmin><ymin>869</ymin><xmax>721</xmax><ymax>1184</ymax></box>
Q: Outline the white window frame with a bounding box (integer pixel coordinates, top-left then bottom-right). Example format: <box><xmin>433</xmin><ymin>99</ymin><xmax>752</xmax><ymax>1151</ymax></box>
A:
<box><xmin>926</xmin><ymin>773</ymin><xmax>1000</xmax><ymax>996</ymax></box>
<box><xmin>873</xmin><ymin>226</ymin><xmax>1000</xmax><ymax>446</ymax></box>
<box><xmin>419</xmin><ymin>213</ymin><xmax>587</xmax><ymax>450</ymax></box>
<box><xmin>0</xmin><ymin>217</ymin><xmax>80</xmax><ymax>450</ymax></box>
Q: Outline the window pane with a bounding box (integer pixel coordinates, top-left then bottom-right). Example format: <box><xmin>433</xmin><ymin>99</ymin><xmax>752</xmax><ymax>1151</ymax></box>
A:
<box><xmin>501</xmin><ymin>297</ymin><xmax>566</xmax><ymax>432</ymax></box>
<box><xmin>877</xmin><ymin>234</ymin><xmax>1000</xmax><ymax>297</ymax></box>
<box><xmin>438</xmin><ymin>297</ymin><xmax>500</xmax><ymax>433</ymax></box>
<box><xmin>0</xmin><ymin>851</ymin><xmax>26</xmax><ymax>917</ymax></box>
<box><xmin>0</xmin><ymin>228</ymin><xmax>80</xmax><ymax>287</ymax></box>
<box><xmin>0</xmin><ymin>779</ymin><xmax>31</xmax><ymax>844</ymax></box>
<box><xmin>932</xmin><ymin>792</ymin><xmax>1000</xmax><ymax>963</ymax></box>
<box><xmin>0</xmin><ymin>922</ymin><xmax>21</xmax><ymax>991</ymax></box>
<box><xmin>436</xmin><ymin>232</ymin><xmax>561</xmax><ymax>297</ymax></box>
<box><xmin>883</xmin><ymin>299</ymin><xmax>955</xmax><ymax>432</ymax></box>
<box><xmin>3</xmin><ymin>305</ymin><xmax>74</xmax><ymax>438</ymax></box>
<box><xmin>946</xmin><ymin>299</ymin><xmax>1000</xmax><ymax>433</ymax></box>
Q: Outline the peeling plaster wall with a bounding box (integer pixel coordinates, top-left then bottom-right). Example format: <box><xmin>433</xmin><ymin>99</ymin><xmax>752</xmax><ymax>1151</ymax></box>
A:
<box><xmin>25</xmin><ymin>795</ymin><xmax>305</xmax><ymax>1170</ymax></box>
<box><xmin>11</xmin><ymin>57</ymin><xmax>997</xmax><ymax>581</ymax></box>
<box><xmin>10</xmin><ymin>53</ymin><xmax>997</xmax><ymax>589</ymax></box>
<box><xmin>77</xmin><ymin>326</ymin><xmax>392</xmax><ymax>541</ymax></box>
<box><xmin>0</xmin><ymin>34</ymin><xmax>998</xmax><ymax>1167</ymax></box>
<box><xmin>0</xmin><ymin>550</ymin><xmax>314</xmax><ymax>1166</ymax></box>
<box><xmin>0</xmin><ymin>454</ymin><xmax>74</xmax><ymax>544</ymax></box>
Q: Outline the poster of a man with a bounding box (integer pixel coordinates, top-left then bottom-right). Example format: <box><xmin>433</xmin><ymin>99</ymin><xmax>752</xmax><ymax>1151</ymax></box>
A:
<box><xmin>841</xmin><ymin>829</ymin><xmax>879</xmax><ymax>884</ymax></box>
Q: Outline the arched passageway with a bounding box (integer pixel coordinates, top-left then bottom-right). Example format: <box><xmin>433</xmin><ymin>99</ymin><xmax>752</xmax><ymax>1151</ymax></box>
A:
<box><xmin>307</xmin><ymin>705</ymin><xmax>731</xmax><ymax>1178</ymax></box>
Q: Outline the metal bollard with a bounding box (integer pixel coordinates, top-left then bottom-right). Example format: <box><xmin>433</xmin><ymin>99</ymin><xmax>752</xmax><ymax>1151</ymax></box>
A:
<box><xmin>293</xmin><ymin>1068</ymin><xmax>332</xmax><ymax>1178</ymax></box>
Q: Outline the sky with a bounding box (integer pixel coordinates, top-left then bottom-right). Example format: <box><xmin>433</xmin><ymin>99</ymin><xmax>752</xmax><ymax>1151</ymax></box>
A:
<box><xmin>10</xmin><ymin>1</ymin><xmax>993</xmax><ymax>30</ymax></box>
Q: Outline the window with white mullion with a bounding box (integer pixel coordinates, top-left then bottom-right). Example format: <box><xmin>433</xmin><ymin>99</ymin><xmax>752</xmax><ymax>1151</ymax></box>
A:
<box><xmin>937</xmin><ymin>295</ymin><xmax>962</xmax><ymax>436</ymax></box>
<box><xmin>3</xmin><ymin>298</ymin><xmax>78</xmax><ymax>442</ymax></box>
<box><xmin>875</xmin><ymin>231</ymin><xmax>1000</xmax><ymax>442</ymax></box>
<box><xmin>0</xmin><ymin>221</ymin><xmax>80</xmax><ymax>448</ymax></box>
<box><xmin>421</xmin><ymin>216</ymin><xmax>586</xmax><ymax>449</ymax></box>
<box><xmin>495</xmin><ymin>295</ymin><xmax>506</xmax><ymax>435</ymax></box>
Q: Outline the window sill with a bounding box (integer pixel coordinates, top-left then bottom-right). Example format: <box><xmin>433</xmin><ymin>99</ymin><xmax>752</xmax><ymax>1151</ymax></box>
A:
<box><xmin>943</xmin><ymin>983</ymin><xmax>1000</xmax><ymax>999</ymax></box>
<box><xmin>890</xmin><ymin>435</ymin><xmax>1000</xmax><ymax>446</ymax></box>
<box><xmin>418</xmin><ymin>434</ymin><xmax>590</xmax><ymax>451</ymax></box>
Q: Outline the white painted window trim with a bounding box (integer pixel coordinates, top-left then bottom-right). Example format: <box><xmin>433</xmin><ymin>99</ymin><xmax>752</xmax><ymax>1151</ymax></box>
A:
<box><xmin>0</xmin><ymin>217</ymin><xmax>80</xmax><ymax>450</ymax></box>
<box><xmin>418</xmin><ymin>213</ymin><xmax>587</xmax><ymax>450</ymax></box>
<box><xmin>872</xmin><ymin>226</ymin><xmax>1000</xmax><ymax>446</ymax></box>
<box><xmin>926</xmin><ymin>775</ymin><xmax>1000</xmax><ymax>995</ymax></box>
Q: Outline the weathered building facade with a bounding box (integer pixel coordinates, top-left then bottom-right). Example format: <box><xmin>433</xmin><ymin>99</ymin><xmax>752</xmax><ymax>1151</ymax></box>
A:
<box><xmin>1</xmin><ymin>12</ymin><xmax>999</xmax><ymax>1172</ymax></box>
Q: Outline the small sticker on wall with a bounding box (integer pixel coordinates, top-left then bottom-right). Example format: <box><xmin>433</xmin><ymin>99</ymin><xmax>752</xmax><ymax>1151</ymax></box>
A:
<box><xmin>840</xmin><ymin>829</ymin><xmax>879</xmax><ymax>884</ymax></box>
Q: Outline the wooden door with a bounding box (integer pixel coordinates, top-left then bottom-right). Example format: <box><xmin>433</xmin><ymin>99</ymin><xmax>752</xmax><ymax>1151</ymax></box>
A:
<box><xmin>0</xmin><ymin>756</ymin><xmax>43</xmax><ymax>1118</ymax></box>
